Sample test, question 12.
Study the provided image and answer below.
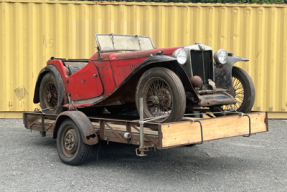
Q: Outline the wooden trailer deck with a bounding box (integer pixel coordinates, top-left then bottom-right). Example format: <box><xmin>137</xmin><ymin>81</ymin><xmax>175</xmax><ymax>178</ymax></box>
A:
<box><xmin>23</xmin><ymin>111</ymin><xmax>268</xmax><ymax>152</ymax></box>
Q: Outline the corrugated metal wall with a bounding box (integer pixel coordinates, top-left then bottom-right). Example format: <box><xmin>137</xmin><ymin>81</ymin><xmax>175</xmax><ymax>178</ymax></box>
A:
<box><xmin>0</xmin><ymin>1</ymin><xmax>287</xmax><ymax>114</ymax></box>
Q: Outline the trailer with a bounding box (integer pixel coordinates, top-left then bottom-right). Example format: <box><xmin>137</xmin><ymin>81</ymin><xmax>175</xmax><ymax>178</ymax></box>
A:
<box><xmin>23</xmin><ymin>106</ymin><xmax>268</xmax><ymax>165</ymax></box>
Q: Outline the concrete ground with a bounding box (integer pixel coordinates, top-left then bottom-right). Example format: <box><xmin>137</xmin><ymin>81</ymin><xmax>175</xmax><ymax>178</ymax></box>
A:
<box><xmin>0</xmin><ymin>119</ymin><xmax>286</xmax><ymax>192</ymax></box>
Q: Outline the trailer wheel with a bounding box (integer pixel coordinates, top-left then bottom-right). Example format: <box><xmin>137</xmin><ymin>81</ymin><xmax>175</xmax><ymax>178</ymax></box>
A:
<box><xmin>39</xmin><ymin>72</ymin><xmax>64</xmax><ymax>114</ymax></box>
<box><xmin>136</xmin><ymin>67</ymin><xmax>186</xmax><ymax>124</ymax></box>
<box><xmin>210</xmin><ymin>66</ymin><xmax>255</xmax><ymax>116</ymax></box>
<box><xmin>56</xmin><ymin>119</ymin><xmax>91</xmax><ymax>165</ymax></box>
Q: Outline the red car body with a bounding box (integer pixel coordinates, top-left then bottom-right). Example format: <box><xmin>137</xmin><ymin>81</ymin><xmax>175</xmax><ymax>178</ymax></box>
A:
<box><xmin>33</xmin><ymin>34</ymin><xmax>255</xmax><ymax>122</ymax></box>
<box><xmin>35</xmin><ymin>47</ymin><xmax>183</xmax><ymax>109</ymax></box>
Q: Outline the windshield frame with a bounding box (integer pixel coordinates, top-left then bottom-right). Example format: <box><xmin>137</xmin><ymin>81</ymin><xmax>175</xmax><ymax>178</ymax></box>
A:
<box><xmin>95</xmin><ymin>33</ymin><xmax>155</xmax><ymax>53</ymax></box>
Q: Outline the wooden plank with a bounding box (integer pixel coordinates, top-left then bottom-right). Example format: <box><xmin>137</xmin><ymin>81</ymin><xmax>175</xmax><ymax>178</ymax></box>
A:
<box><xmin>161</xmin><ymin>111</ymin><xmax>268</xmax><ymax>148</ymax></box>
<box><xmin>91</xmin><ymin>122</ymin><xmax>158</xmax><ymax>135</ymax></box>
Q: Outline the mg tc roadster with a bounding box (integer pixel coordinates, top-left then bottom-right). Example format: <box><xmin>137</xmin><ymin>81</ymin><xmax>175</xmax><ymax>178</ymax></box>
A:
<box><xmin>33</xmin><ymin>34</ymin><xmax>255</xmax><ymax>122</ymax></box>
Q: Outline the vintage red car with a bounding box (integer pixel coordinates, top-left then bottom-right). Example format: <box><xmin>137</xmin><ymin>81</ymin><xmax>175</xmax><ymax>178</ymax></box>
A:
<box><xmin>33</xmin><ymin>34</ymin><xmax>255</xmax><ymax>122</ymax></box>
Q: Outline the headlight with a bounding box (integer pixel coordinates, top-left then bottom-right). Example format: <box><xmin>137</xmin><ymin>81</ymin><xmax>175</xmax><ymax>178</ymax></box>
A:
<box><xmin>172</xmin><ymin>48</ymin><xmax>187</xmax><ymax>65</ymax></box>
<box><xmin>214</xmin><ymin>49</ymin><xmax>228</xmax><ymax>65</ymax></box>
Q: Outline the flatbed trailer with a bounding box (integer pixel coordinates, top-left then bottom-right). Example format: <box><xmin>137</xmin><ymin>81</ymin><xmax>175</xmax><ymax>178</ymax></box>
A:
<box><xmin>23</xmin><ymin>109</ymin><xmax>268</xmax><ymax>166</ymax></box>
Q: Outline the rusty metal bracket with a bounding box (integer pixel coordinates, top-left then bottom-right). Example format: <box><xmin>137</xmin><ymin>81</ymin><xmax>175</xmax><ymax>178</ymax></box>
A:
<box><xmin>195</xmin><ymin>120</ymin><xmax>204</xmax><ymax>144</ymax></box>
<box><xmin>41</xmin><ymin>114</ymin><xmax>44</xmax><ymax>132</ymax></box>
<box><xmin>243</xmin><ymin>114</ymin><xmax>252</xmax><ymax>137</ymax></box>
<box><xmin>135</xmin><ymin>146</ymin><xmax>155</xmax><ymax>156</ymax></box>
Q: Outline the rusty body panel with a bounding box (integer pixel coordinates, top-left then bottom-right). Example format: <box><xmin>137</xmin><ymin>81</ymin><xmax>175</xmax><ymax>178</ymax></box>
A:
<box><xmin>53</xmin><ymin>111</ymin><xmax>99</xmax><ymax>145</ymax></box>
<box><xmin>198</xmin><ymin>93</ymin><xmax>237</xmax><ymax>107</ymax></box>
<box><xmin>215</xmin><ymin>56</ymin><xmax>249</xmax><ymax>91</ymax></box>
<box><xmin>68</xmin><ymin>61</ymin><xmax>103</xmax><ymax>101</ymax></box>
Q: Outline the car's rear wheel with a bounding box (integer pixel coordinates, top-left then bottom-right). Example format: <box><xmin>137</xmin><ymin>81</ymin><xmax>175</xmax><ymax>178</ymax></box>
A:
<box><xmin>136</xmin><ymin>67</ymin><xmax>186</xmax><ymax>124</ymax></box>
<box><xmin>39</xmin><ymin>72</ymin><xmax>64</xmax><ymax>114</ymax></box>
<box><xmin>210</xmin><ymin>66</ymin><xmax>255</xmax><ymax>116</ymax></box>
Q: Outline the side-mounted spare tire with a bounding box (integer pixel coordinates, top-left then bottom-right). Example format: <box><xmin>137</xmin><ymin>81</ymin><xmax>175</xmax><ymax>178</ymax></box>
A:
<box><xmin>136</xmin><ymin>67</ymin><xmax>186</xmax><ymax>124</ymax></box>
<box><xmin>39</xmin><ymin>72</ymin><xmax>65</xmax><ymax>114</ymax></box>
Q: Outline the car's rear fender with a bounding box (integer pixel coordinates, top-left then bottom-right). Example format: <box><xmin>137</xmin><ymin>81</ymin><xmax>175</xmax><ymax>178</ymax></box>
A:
<box><xmin>33</xmin><ymin>64</ymin><xmax>67</xmax><ymax>105</ymax></box>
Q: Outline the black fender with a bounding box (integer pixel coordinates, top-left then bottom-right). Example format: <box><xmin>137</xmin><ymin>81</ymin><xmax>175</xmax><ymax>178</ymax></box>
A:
<box><xmin>53</xmin><ymin>111</ymin><xmax>98</xmax><ymax>145</ymax></box>
<box><xmin>214</xmin><ymin>56</ymin><xmax>249</xmax><ymax>90</ymax></box>
<box><xmin>33</xmin><ymin>65</ymin><xmax>66</xmax><ymax>106</ymax></box>
<box><xmin>89</xmin><ymin>55</ymin><xmax>199</xmax><ymax>106</ymax></box>
<box><xmin>129</xmin><ymin>55</ymin><xmax>193</xmax><ymax>89</ymax></box>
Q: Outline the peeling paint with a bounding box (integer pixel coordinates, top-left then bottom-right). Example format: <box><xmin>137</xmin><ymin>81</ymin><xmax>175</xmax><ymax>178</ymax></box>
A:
<box><xmin>14</xmin><ymin>86</ymin><xmax>28</xmax><ymax>101</ymax></box>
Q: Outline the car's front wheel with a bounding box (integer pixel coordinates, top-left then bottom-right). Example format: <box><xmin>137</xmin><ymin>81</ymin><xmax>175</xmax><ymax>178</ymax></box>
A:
<box><xmin>210</xmin><ymin>66</ymin><xmax>255</xmax><ymax>116</ymax></box>
<box><xmin>136</xmin><ymin>67</ymin><xmax>186</xmax><ymax>124</ymax></box>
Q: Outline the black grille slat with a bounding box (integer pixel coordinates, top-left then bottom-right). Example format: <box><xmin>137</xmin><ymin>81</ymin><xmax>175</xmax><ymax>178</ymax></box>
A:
<box><xmin>190</xmin><ymin>50</ymin><xmax>213</xmax><ymax>84</ymax></box>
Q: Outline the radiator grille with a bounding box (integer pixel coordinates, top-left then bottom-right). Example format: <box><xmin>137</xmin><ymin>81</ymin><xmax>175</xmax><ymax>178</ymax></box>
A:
<box><xmin>190</xmin><ymin>50</ymin><xmax>213</xmax><ymax>84</ymax></box>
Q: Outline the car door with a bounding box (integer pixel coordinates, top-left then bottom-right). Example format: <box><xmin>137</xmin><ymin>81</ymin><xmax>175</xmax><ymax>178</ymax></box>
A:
<box><xmin>68</xmin><ymin>60</ymin><xmax>103</xmax><ymax>101</ymax></box>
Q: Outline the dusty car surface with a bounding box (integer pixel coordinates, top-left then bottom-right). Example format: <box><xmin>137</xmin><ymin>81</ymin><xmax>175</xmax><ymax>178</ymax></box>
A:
<box><xmin>33</xmin><ymin>33</ymin><xmax>255</xmax><ymax>122</ymax></box>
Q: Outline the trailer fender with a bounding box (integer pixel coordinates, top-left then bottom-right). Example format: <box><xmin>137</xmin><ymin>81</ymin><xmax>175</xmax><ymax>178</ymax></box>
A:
<box><xmin>53</xmin><ymin>111</ymin><xmax>98</xmax><ymax>145</ymax></box>
<box><xmin>33</xmin><ymin>65</ymin><xmax>66</xmax><ymax>105</ymax></box>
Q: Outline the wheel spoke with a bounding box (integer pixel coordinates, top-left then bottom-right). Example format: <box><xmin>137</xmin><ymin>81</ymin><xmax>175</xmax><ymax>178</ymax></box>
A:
<box><xmin>44</xmin><ymin>82</ymin><xmax>58</xmax><ymax>109</ymax></box>
<box><xmin>221</xmin><ymin>75</ymin><xmax>245</xmax><ymax>111</ymax></box>
<box><xmin>142</xmin><ymin>77</ymin><xmax>173</xmax><ymax>119</ymax></box>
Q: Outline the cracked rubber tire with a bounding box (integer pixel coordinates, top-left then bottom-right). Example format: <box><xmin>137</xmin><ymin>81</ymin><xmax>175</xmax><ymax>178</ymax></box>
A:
<box><xmin>57</xmin><ymin>119</ymin><xmax>91</xmax><ymax>165</ymax></box>
<box><xmin>39</xmin><ymin>72</ymin><xmax>64</xmax><ymax>114</ymax></box>
<box><xmin>136</xmin><ymin>67</ymin><xmax>186</xmax><ymax>124</ymax></box>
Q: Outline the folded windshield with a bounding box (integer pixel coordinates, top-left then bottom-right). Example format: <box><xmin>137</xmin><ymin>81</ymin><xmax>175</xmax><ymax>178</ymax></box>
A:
<box><xmin>95</xmin><ymin>34</ymin><xmax>155</xmax><ymax>52</ymax></box>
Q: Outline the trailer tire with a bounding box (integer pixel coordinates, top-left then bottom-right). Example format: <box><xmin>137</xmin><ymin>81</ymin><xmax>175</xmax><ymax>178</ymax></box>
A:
<box><xmin>56</xmin><ymin>119</ymin><xmax>91</xmax><ymax>165</ymax></box>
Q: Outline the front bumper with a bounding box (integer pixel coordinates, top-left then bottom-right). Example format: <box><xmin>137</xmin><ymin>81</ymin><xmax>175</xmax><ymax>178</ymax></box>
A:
<box><xmin>198</xmin><ymin>92</ymin><xmax>237</xmax><ymax>107</ymax></box>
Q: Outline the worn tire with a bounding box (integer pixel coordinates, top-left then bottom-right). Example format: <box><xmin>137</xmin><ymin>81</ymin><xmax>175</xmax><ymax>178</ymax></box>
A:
<box><xmin>39</xmin><ymin>73</ymin><xmax>64</xmax><ymax>114</ymax></box>
<box><xmin>136</xmin><ymin>67</ymin><xmax>186</xmax><ymax>124</ymax></box>
<box><xmin>56</xmin><ymin>119</ymin><xmax>91</xmax><ymax>165</ymax></box>
<box><xmin>210</xmin><ymin>66</ymin><xmax>255</xmax><ymax>116</ymax></box>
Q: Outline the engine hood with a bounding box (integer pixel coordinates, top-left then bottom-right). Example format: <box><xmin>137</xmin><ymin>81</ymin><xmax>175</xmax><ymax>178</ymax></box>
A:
<box><xmin>108</xmin><ymin>47</ymin><xmax>183</xmax><ymax>61</ymax></box>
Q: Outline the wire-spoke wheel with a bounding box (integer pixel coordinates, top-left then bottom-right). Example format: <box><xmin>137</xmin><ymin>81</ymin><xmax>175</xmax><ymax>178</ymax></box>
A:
<box><xmin>222</xmin><ymin>76</ymin><xmax>245</xmax><ymax>111</ymax></box>
<box><xmin>40</xmin><ymin>72</ymin><xmax>64</xmax><ymax>114</ymax></box>
<box><xmin>144</xmin><ymin>78</ymin><xmax>173</xmax><ymax>119</ymax></box>
<box><xmin>43</xmin><ymin>82</ymin><xmax>58</xmax><ymax>110</ymax></box>
<box><xmin>136</xmin><ymin>67</ymin><xmax>186</xmax><ymax>125</ymax></box>
<box><xmin>210</xmin><ymin>66</ymin><xmax>255</xmax><ymax>116</ymax></box>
